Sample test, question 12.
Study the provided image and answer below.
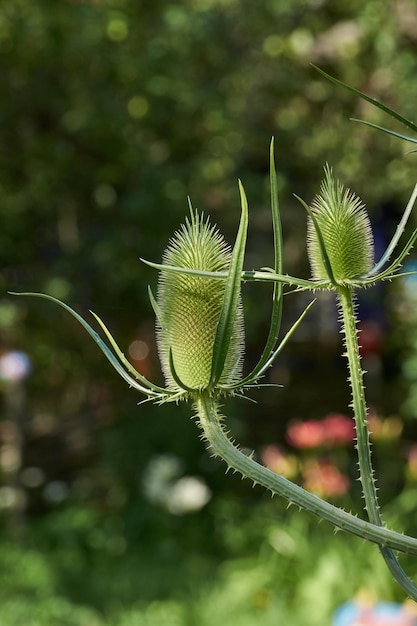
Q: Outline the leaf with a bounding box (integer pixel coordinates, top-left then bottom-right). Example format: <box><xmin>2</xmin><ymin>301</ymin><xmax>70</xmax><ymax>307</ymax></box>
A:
<box><xmin>313</xmin><ymin>65</ymin><xmax>417</xmax><ymax>134</ymax></box>
<box><xmin>225</xmin><ymin>299</ymin><xmax>316</xmax><ymax>389</ymax></box>
<box><xmin>209</xmin><ymin>180</ymin><xmax>248</xmax><ymax>390</ymax></box>
<box><xmin>141</xmin><ymin>258</ymin><xmax>227</xmax><ymax>280</ymax></box>
<box><xmin>252</xmin><ymin>299</ymin><xmax>316</xmax><ymax>380</ymax></box>
<box><xmin>269</xmin><ymin>136</ymin><xmax>284</xmax><ymax>335</ymax></box>
<box><xmin>351</xmin><ymin>119</ymin><xmax>417</xmax><ymax>145</ymax></box>
<box><xmin>9</xmin><ymin>292</ymin><xmax>163</xmax><ymax>398</ymax></box>
<box><xmin>141</xmin><ymin>258</ymin><xmax>321</xmax><ymax>290</ymax></box>
<box><xmin>235</xmin><ymin>138</ymin><xmax>284</xmax><ymax>386</ymax></box>
<box><xmin>368</xmin><ymin>183</ymin><xmax>417</xmax><ymax>276</ymax></box>
<box><xmin>364</xmin><ymin>227</ymin><xmax>417</xmax><ymax>284</ymax></box>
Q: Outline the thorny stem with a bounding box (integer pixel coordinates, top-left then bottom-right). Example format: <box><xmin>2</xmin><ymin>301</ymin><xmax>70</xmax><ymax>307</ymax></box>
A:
<box><xmin>195</xmin><ymin>393</ymin><xmax>417</xmax><ymax>557</ymax></box>
<box><xmin>338</xmin><ymin>286</ymin><xmax>417</xmax><ymax>601</ymax></box>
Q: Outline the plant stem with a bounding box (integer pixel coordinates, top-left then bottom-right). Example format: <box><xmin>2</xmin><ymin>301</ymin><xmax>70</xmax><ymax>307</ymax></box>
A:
<box><xmin>338</xmin><ymin>287</ymin><xmax>377</xmax><ymax>519</ymax></box>
<box><xmin>338</xmin><ymin>285</ymin><xmax>417</xmax><ymax>601</ymax></box>
<box><xmin>195</xmin><ymin>394</ymin><xmax>417</xmax><ymax>557</ymax></box>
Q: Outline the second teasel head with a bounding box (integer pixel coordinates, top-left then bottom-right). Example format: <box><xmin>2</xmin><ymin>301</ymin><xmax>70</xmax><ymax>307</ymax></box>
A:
<box><xmin>307</xmin><ymin>166</ymin><xmax>374</xmax><ymax>286</ymax></box>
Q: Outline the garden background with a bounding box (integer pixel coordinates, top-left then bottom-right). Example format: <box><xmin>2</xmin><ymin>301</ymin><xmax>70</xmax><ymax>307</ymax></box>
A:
<box><xmin>1</xmin><ymin>1</ymin><xmax>417</xmax><ymax>624</ymax></box>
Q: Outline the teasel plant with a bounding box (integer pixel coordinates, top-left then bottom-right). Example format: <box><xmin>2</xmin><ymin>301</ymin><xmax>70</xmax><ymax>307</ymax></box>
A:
<box><xmin>11</xmin><ymin>140</ymin><xmax>417</xmax><ymax>600</ymax></box>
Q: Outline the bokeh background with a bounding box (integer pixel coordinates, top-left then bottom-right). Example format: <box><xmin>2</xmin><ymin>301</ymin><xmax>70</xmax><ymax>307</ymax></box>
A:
<box><xmin>1</xmin><ymin>1</ymin><xmax>417</xmax><ymax>624</ymax></box>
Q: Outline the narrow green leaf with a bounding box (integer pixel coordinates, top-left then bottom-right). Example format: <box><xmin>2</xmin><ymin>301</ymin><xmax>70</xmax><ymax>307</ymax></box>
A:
<box><xmin>269</xmin><ymin>136</ymin><xmax>283</xmax><ymax>328</ymax></box>
<box><xmin>235</xmin><ymin>138</ymin><xmax>284</xmax><ymax>386</ymax></box>
<box><xmin>142</xmin><ymin>258</ymin><xmax>322</xmax><ymax>290</ymax></box>
<box><xmin>380</xmin><ymin>270</ymin><xmax>417</xmax><ymax>281</ymax></box>
<box><xmin>364</xmin><ymin>227</ymin><xmax>417</xmax><ymax>284</ymax></box>
<box><xmin>294</xmin><ymin>193</ymin><xmax>337</xmax><ymax>286</ymax></box>
<box><xmin>252</xmin><ymin>299</ymin><xmax>315</xmax><ymax>379</ymax></box>
<box><xmin>225</xmin><ymin>299</ymin><xmax>316</xmax><ymax>389</ymax></box>
<box><xmin>260</xmin><ymin>138</ymin><xmax>283</xmax><ymax>352</ymax></box>
<box><xmin>313</xmin><ymin>65</ymin><xmax>417</xmax><ymax>133</ymax></box>
<box><xmin>209</xmin><ymin>180</ymin><xmax>248</xmax><ymax>389</ymax></box>
<box><xmin>9</xmin><ymin>292</ymin><xmax>162</xmax><ymax>398</ymax></box>
<box><xmin>369</xmin><ymin>183</ymin><xmax>417</xmax><ymax>276</ymax></box>
<box><xmin>351</xmin><ymin>119</ymin><xmax>417</xmax><ymax>145</ymax></box>
<box><xmin>141</xmin><ymin>258</ymin><xmax>227</xmax><ymax>280</ymax></box>
<box><xmin>246</xmin><ymin>270</ymin><xmax>327</xmax><ymax>289</ymax></box>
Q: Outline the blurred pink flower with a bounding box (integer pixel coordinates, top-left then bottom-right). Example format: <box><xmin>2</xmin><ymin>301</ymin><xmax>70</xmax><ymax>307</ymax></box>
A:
<box><xmin>302</xmin><ymin>460</ymin><xmax>349</xmax><ymax>498</ymax></box>
<box><xmin>322</xmin><ymin>413</ymin><xmax>355</xmax><ymax>445</ymax></box>
<box><xmin>286</xmin><ymin>414</ymin><xmax>354</xmax><ymax>449</ymax></box>
<box><xmin>286</xmin><ymin>420</ymin><xmax>325</xmax><ymax>449</ymax></box>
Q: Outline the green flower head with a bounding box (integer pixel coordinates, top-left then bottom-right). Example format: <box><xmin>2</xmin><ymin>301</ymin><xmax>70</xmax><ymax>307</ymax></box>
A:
<box><xmin>307</xmin><ymin>166</ymin><xmax>374</xmax><ymax>285</ymax></box>
<box><xmin>156</xmin><ymin>211</ymin><xmax>245</xmax><ymax>392</ymax></box>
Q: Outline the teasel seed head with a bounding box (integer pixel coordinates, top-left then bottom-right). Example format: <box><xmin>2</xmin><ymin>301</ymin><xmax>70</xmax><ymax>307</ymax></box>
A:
<box><xmin>307</xmin><ymin>166</ymin><xmax>374</xmax><ymax>284</ymax></box>
<box><xmin>156</xmin><ymin>211</ymin><xmax>244</xmax><ymax>393</ymax></box>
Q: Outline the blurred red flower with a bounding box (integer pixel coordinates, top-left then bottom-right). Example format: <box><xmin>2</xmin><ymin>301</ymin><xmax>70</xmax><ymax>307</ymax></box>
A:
<box><xmin>287</xmin><ymin>414</ymin><xmax>354</xmax><ymax>449</ymax></box>
<box><xmin>322</xmin><ymin>413</ymin><xmax>355</xmax><ymax>445</ymax></box>
<box><xmin>286</xmin><ymin>420</ymin><xmax>325</xmax><ymax>449</ymax></box>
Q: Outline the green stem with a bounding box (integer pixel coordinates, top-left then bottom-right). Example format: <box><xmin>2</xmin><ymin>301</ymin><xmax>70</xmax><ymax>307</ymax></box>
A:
<box><xmin>195</xmin><ymin>393</ymin><xmax>417</xmax><ymax>557</ymax></box>
<box><xmin>338</xmin><ymin>286</ymin><xmax>417</xmax><ymax>600</ymax></box>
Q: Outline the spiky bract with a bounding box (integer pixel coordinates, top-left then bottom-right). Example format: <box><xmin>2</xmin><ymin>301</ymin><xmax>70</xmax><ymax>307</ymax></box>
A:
<box><xmin>307</xmin><ymin>166</ymin><xmax>374</xmax><ymax>284</ymax></box>
<box><xmin>156</xmin><ymin>211</ymin><xmax>244</xmax><ymax>392</ymax></box>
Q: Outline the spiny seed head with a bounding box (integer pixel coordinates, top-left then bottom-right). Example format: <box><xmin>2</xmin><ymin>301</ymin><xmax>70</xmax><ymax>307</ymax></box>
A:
<box><xmin>156</xmin><ymin>211</ymin><xmax>244</xmax><ymax>392</ymax></box>
<box><xmin>307</xmin><ymin>166</ymin><xmax>374</xmax><ymax>283</ymax></box>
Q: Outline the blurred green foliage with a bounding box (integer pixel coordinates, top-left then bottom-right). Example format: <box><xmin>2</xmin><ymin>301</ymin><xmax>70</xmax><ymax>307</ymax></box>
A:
<box><xmin>1</xmin><ymin>0</ymin><xmax>417</xmax><ymax>622</ymax></box>
<box><xmin>1</xmin><ymin>498</ymin><xmax>415</xmax><ymax>626</ymax></box>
